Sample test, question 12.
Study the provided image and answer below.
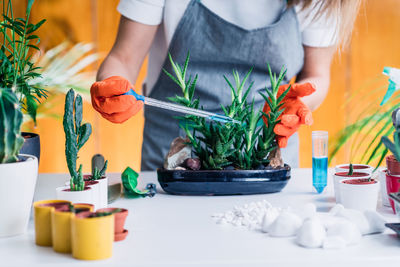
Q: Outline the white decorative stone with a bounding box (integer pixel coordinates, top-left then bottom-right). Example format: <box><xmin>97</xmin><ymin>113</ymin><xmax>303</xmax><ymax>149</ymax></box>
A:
<box><xmin>329</xmin><ymin>204</ymin><xmax>345</xmax><ymax>216</ymax></box>
<box><xmin>261</xmin><ymin>207</ymin><xmax>280</xmax><ymax>233</ymax></box>
<box><xmin>335</xmin><ymin>208</ymin><xmax>370</xmax><ymax>235</ymax></box>
<box><xmin>323</xmin><ymin>236</ymin><xmax>347</xmax><ymax>249</ymax></box>
<box><xmin>326</xmin><ymin>220</ymin><xmax>361</xmax><ymax>246</ymax></box>
<box><xmin>363</xmin><ymin>210</ymin><xmax>387</xmax><ymax>235</ymax></box>
<box><xmin>296</xmin><ymin>217</ymin><xmax>326</xmax><ymax>248</ymax></box>
<box><xmin>268</xmin><ymin>211</ymin><xmax>302</xmax><ymax>237</ymax></box>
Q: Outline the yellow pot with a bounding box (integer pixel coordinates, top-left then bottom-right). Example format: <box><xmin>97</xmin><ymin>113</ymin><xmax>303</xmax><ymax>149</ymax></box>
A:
<box><xmin>51</xmin><ymin>203</ymin><xmax>94</xmax><ymax>253</ymax></box>
<box><xmin>33</xmin><ymin>200</ymin><xmax>71</xmax><ymax>246</ymax></box>
<box><xmin>71</xmin><ymin>212</ymin><xmax>114</xmax><ymax>260</ymax></box>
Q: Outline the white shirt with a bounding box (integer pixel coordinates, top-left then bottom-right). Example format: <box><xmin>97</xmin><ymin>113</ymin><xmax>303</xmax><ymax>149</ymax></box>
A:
<box><xmin>117</xmin><ymin>0</ymin><xmax>338</xmax><ymax>93</ymax></box>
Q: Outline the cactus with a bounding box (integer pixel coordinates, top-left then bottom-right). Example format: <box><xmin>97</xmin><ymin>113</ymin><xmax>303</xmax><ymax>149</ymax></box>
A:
<box><xmin>92</xmin><ymin>160</ymin><xmax>108</xmax><ymax>180</ymax></box>
<box><xmin>63</xmin><ymin>89</ymin><xmax>92</xmax><ymax>191</ymax></box>
<box><xmin>0</xmin><ymin>89</ymin><xmax>24</xmax><ymax>163</ymax></box>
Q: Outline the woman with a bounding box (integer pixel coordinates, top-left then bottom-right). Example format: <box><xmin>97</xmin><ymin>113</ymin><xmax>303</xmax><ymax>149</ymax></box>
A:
<box><xmin>91</xmin><ymin>0</ymin><xmax>361</xmax><ymax>170</ymax></box>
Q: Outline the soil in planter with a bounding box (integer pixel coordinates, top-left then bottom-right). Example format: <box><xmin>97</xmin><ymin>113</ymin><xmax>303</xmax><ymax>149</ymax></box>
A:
<box><xmin>83</xmin><ymin>174</ymin><xmax>106</xmax><ymax>181</ymax></box>
<box><xmin>342</xmin><ymin>178</ymin><xmax>376</xmax><ymax>185</ymax></box>
<box><xmin>38</xmin><ymin>201</ymin><xmax>70</xmax><ymax>210</ymax></box>
<box><xmin>340</xmin><ymin>165</ymin><xmax>369</xmax><ymax>170</ymax></box>
<box><xmin>335</xmin><ymin>172</ymin><xmax>370</xmax><ymax>177</ymax></box>
<box><xmin>84</xmin><ymin>180</ymin><xmax>99</xmax><ymax>186</ymax></box>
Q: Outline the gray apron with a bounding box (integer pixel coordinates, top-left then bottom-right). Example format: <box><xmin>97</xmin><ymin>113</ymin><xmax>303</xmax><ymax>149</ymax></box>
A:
<box><xmin>141</xmin><ymin>0</ymin><xmax>304</xmax><ymax>171</ymax></box>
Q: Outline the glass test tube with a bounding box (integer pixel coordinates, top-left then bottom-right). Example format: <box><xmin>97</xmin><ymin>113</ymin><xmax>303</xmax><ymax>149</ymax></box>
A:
<box><xmin>312</xmin><ymin>131</ymin><xmax>328</xmax><ymax>193</ymax></box>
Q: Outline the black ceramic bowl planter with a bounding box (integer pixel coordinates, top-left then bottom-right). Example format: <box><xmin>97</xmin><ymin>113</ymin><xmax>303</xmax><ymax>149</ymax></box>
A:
<box><xmin>20</xmin><ymin>132</ymin><xmax>40</xmax><ymax>163</ymax></box>
<box><xmin>157</xmin><ymin>165</ymin><xmax>291</xmax><ymax>195</ymax></box>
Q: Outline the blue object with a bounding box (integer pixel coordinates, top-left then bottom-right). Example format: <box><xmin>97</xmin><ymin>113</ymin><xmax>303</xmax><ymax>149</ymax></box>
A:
<box><xmin>123</xmin><ymin>88</ymin><xmax>145</xmax><ymax>101</ymax></box>
<box><xmin>312</xmin><ymin>157</ymin><xmax>328</xmax><ymax>193</ymax></box>
<box><xmin>380</xmin><ymin>67</ymin><xmax>400</xmax><ymax>106</ymax></box>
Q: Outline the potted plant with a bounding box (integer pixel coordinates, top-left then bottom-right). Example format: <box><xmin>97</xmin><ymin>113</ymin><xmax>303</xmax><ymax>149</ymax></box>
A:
<box><xmin>51</xmin><ymin>203</ymin><xmax>94</xmax><ymax>253</ymax></box>
<box><xmin>333</xmin><ymin>164</ymin><xmax>371</xmax><ymax>203</ymax></box>
<box><xmin>0</xmin><ymin>0</ymin><xmax>48</xmax><ymax>162</ymax></box>
<box><xmin>157</xmin><ymin>54</ymin><xmax>295</xmax><ymax>195</ymax></box>
<box><xmin>381</xmin><ymin>108</ymin><xmax>400</xmax><ymax>212</ymax></box>
<box><xmin>56</xmin><ymin>89</ymin><xmax>95</xmax><ymax>205</ymax></box>
<box><xmin>71</xmin><ymin>211</ymin><xmax>114</xmax><ymax>260</ymax></box>
<box><xmin>33</xmin><ymin>200</ymin><xmax>71</xmax><ymax>246</ymax></box>
<box><xmin>339</xmin><ymin>176</ymin><xmax>380</xmax><ymax>211</ymax></box>
<box><xmin>84</xmin><ymin>158</ymin><xmax>108</xmax><ymax>209</ymax></box>
<box><xmin>0</xmin><ymin>89</ymin><xmax>39</xmax><ymax>237</ymax></box>
<box><xmin>97</xmin><ymin>208</ymin><xmax>128</xmax><ymax>241</ymax></box>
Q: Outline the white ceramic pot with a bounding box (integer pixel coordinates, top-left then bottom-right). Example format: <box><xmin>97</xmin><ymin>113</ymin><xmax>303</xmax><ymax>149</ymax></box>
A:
<box><xmin>56</xmin><ymin>186</ymin><xmax>94</xmax><ymax>206</ymax></box>
<box><xmin>333</xmin><ymin>171</ymin><xmax>371</xmax><ymax>203</ymax></box>
<box><xmin>97</xmin><ymin>177</ymin><xmax>108</xmax><ymax>209</ymax></box>
<box><xmin>84</xmin><ymin>180</ymin><xmax>100</xmax><ymax>210</ymax></box>
<box><xmin>378</xmin><ymin>168</ymin><xmax>391</xmax><ymax>207</ymax></box>
<box><xmin>0</xmin><ymin>155</ymin><xmax>38</xmax><ymax>237</ymax></box>
<box><xmin>339</xmin><ymin>178</ymin><xmax>380</xmax><ymax>211</ymax></box>
<box><xmin>335</xmin><ymin>164</ymin><xmax>374</xmax><ymax>175</ymax></box>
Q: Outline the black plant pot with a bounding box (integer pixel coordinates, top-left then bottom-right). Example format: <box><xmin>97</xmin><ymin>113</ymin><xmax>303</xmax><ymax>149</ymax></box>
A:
<box><xmin>157</xmin><ymin>164</ymin><xmax>291</xmax><ymax>196</ymax></box>
<box><xmin>20</xmin><ymin>132</ymin><xmax>40</xmax><ymax>163</ymax></box>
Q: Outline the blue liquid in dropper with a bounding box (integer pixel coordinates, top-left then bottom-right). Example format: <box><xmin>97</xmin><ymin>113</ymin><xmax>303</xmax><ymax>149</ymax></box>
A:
<box><xmin>312</xmin><ymin>157</ymin><xmax>328</xmax><ymax>193</ymax></box>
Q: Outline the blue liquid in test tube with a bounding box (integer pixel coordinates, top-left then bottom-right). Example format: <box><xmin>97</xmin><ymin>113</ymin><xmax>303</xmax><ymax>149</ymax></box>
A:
<box><xmin>312</xmin><ymin>131</ymin><xmax>328</xmax><ymax>193</ymax></box>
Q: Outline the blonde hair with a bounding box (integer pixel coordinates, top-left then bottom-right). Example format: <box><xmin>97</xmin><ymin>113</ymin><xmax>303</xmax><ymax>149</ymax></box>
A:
<box><xmin>288</xmin><ymin>0</ymin><xmax>362</xmax><ymax>48</ymax></box>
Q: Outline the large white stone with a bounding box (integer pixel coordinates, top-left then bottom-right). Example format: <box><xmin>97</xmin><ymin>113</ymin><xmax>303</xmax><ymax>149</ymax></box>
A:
<box><xmin>261</xmin><ymin>207</ymin><xmax>280</xmax><ymax>233</ymax></box>
<box><xmin>335</xmin><ymin>208</ymin><xmax>370</xmax><ymax>235</ymax></box>
<box><xmin>323</xmin><ymin>236</ymin><xmax>347</xmax><ymax>249</ymax></box>
<box><xmin>326</xmin><ymin>220</ymin><xmax>362</xmax><ymax>246</ymax></box>
<box><xmin>296</xmin><ymin>217</ymin><xmax>326</xmax><ymax>248</ymax></box>
<box><xmin>363</xmin><ymin>210</ymin><xmax>387</xmax><ymax>234</ymax></box>
<box><xmin>268</xmin><ymin>211</ymin><xmax>302</xmax><ymax>237</ymax></box>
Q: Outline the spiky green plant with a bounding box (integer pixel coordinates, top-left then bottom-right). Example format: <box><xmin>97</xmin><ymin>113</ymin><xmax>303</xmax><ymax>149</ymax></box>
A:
<box><xmin>0</xmin><ymin>89</ymin><xmax>24</xmax><ymax>163</ymax></box>
<box><xmin>0</xmin><ymin>0</ymin><xmax>47</xmax><ymax>124</ymax></box>
<box><xmin>164</xmin><ymin>53</ymin><xmax>288</xmax><ymax>170</ymax></box>
<box><xmin>92</xmin><ymin>160</ymin><xmax>108</xmax><ymax>180</ymax></box>
<box><xmin>63</xmin><ymin>89</ymin><xmax>92</xmax><ymax>191</ymax></box>
<box><xmin>381</xmin><ymin>108</ymin><xmax>400</xmax><ymax>162</ymax></box>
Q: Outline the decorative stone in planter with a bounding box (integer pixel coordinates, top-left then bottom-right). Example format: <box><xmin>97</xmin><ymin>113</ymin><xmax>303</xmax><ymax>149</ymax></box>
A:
<box><xmin>0</xmin><ymin>155</ymin><xmax>39</xmax><ymax>238</ymax></box>
<box><xmin>333</xmin><ymin>171</ymin><xmax>370</xmax><ymax>203</ymax></box>
<box><xmin>339</xmin><ymin>178</ymin><xmax>380</xmax><ymax>211</ymax></box>
<box><xmin>33</xmin><ymin>199</ymin><xmax>71</xmax><ymax>246</ymax></box>
<box><xmin>335</xmin><ymin>164</ymin><xmax>373</xmax><ymax>175</ymax></box>
<box><xmin>386</xmin><ymin>172</ymin><xmax>400</xmax><ymax>213</ymax></box>
<box><xmin>157</xmin><ymin>165</ymin><xmax>291</xmax><ymax>195</ymax></box>
<box><xmin>56</xmin><ymin>186</ymin><xmax>94</xmax><ymax>207</ymax></box>
<box><xmin>378</xmin><ymin>169</ymin><xmax>391</xmax><ymax>207</ymax></box>
<box><xmin>97</xmin><ymin>208</ymin><xmax>129</xmax><ymax>241</ymax></box>
<box><xmin>20</xmin><ymin>132</ymin><xmax>41</xmax><ymax>163</ymax></box>
<box><xmin>71</xmin><ymin>211</ymin><xmax>114</xmax><ymax>260</ymax></box>
<box><xmin>386</xmin><ymin>154</ymin><xmax>400</xmax><ymax>175</ymax></box>
<box><xmin>51</xmin><ymin>203</ymin><xmax>93</xmax><ymax>253</ymax></box>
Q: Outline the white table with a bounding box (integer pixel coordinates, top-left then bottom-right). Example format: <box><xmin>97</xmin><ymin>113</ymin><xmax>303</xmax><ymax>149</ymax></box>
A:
<box><xmin>0</xmin><ymin>169</ymin><xmax>399</xmax><ymax>267</ymax></box>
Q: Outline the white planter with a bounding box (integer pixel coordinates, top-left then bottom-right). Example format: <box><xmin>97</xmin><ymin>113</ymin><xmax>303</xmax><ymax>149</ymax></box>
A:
<box><xmin>97</xmin><ymin>177</ymin><xmax>108</xmax><ymax>209</ymax></box>
<box><xmin>378</xmin><ymin>168</ymin><xmax>391</xmax><ymax>207</ymax></box>
<box><xmin>339</xmin><ymin>178</ymin><xmax>380</xmax><ymax>211</ymax></box>
<box><xmin>84</xmin><ymin>180</ymin><xmax>100</xmax><ymax>210</ymax></box>
<box><xmin>0</xmin><ymin>155</ymin><xmax>38</xmax><ymax>237</ymax></box>
<box><xmin>333</xmin><ymin>171</ymin><xmax>370</xmax><ymax>203</ymax></box>
<box><xmin>335</xmin><ymin>164</ymin><xmax>374</xmax><ymax>174</ymax></box>
<box><xmin>56</xmin><ymin>186</ymin><xmax>94</xmax><ymax>206</ymax></box>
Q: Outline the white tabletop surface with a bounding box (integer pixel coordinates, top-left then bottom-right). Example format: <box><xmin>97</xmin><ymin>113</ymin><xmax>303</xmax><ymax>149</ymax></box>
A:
<box><xmin>0</xmin><ymin>169</ymin><xmax>399</xmax><ymax>267</ymax></box>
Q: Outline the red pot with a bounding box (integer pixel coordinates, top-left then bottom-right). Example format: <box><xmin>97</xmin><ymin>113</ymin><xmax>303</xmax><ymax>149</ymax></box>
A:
<box><xmin>386</xmin><ymin>172</ymin><xmax>400</xmax><ymax>213</ymax></box>
<box><xmin>386</xmin><ymin>155</ymin><xmax>400</xmax><ymax>175</ymax></box>
<box><xmin>97</xmin><ymin>208</ymin><xmax>129</xmax><ymax>241</ymax></box>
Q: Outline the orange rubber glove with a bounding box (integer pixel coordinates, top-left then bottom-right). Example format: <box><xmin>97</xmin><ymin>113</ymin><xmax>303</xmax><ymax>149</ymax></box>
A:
<box><xmin>90</xmin><ymin>76</ymin><xmax>144</xmax><ymax>123</ymax></box>
<box><xmin>263</xmin><ymin>83</ymin><xmax>316</xmax><ymax>148</ymax></box>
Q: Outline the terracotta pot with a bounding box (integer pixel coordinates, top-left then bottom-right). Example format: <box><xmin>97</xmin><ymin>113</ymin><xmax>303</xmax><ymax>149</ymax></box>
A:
<box><xmin>339</xmin><ymin>178</ymin><xmax>380</xmax><ymax>211</ymax></box>
<box><xmin>71</xmin><ymin>211</ymin><xmax>114</xmax><ymax>260</ymax></box>
<box><xmin>335</xmin><ymin>164</ymin><xmax>373</xmax><ymax>174</ymax></box>
<box><xmin>386</xmin><ymin>172</ymin><xmax>400</xmax><ymax>213</ymax></box>
<box><xmin>386</xmin><ymin>155</ymin><xmax>400</xmax><ymax>175</ymax></box>
<box><xmin>97</xmin><ymin>208</ymin><xmax>129</xmax><ymax>241</ymax></box>
<box><xmin>33</xmin><ymin>200</ymin><xmax>71</xmax><ymax>246</ymax></box>
<box><xmin>333</xmin><ymin>171</ymin><xmax>371</xmax><ymax>203</ymax></box>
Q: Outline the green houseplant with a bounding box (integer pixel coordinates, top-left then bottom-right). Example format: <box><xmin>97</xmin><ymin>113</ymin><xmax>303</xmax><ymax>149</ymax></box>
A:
<box><xmin>0</xmin><ymin>89</ymin><xmax>39</xmax><ymax>237</ymax></box>
<box><xmin>157</xmin><ymin>54</ymin><xmax>292</xmax><ymax>195</ymax></box>
<box><xmin>1</xmin><ymin>0</ymin><xmax>48</xmax><ymax>161</ymax></box>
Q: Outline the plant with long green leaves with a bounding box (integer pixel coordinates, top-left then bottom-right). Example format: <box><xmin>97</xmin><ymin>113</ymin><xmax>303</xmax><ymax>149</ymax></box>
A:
<box><xmin>63</xmin><ymin>89</ymin><xmax>92</xmax><ymax>191</ymax></box>
<box><xmin>381</xmin><ymin>108</ymin><xmax>400</xmax><ymax>162</ymax></box>
<box><xmin>164</xmin><ymin>53</ymin><xmax>289</xmax><ymax>170</ymax></box>
<box><xmin>0</xmin><ymin>0</ymin><xmax>47</xmax><ymax>124</ymax></box>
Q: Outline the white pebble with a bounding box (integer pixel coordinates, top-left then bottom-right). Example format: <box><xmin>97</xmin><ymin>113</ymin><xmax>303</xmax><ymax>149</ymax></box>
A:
<box><xmin>261</xmin><ymin>207</ymin><xmax>280</xmax><ymax>233</ymax></box>
<box><xmin>296</xmin><ymin>217</ymin><xmax>326</xmax><ymax>248</ymax></box>
<box><xmin>335</xmin><ymin>209</ymin><xmax>370</xmax><ymax>235</ymax></box>
<box><xmin>329</xmin><ymin>204</ymin><xmax>344</xmax><ymax>216</ymax></box>
<box><xmin>268</xmin><ymin>211</ymin><xmax>302</xmax><ymax>237</ymax></box>
<box><xmin>326</xmin><ymin>221</ymin><xmax>361</xmax><ymax>246</ymax></box>
<box><xmin>323</xmin><ymin>236</ymin><xmax>347</xmax><ymax>249</ymax></box>
<box><xmin>363</xmin><ymin>210</ymin><xmax>387</xmax><ymax>234</ymax></box>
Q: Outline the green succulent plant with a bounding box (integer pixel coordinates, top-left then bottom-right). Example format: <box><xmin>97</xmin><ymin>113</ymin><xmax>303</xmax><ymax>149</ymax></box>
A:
<box><xmin>0</xmin><ymin>0</ymin><xmax>47</xmax><ymax>125</ymax></box>
<box><xmin>63</xmin><ymin>89</ymin><xmax>92</xmax><ymax>191</ymax></box>
<box><xmin>164</xmin><ymin>53</ymin><xmax>289</xmax><ymax>170</ymax></box>
<box><xmin>92</xmin><ymin>160</ymin><xmax>108</xmax><ymax>180</ymax></box>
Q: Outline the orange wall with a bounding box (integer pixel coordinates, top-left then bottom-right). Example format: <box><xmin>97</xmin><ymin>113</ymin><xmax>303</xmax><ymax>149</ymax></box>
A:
<box><xmin>16</xmin><ymin>0</ymin><xmax>400</xmax><ymax>172</ymax></box>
